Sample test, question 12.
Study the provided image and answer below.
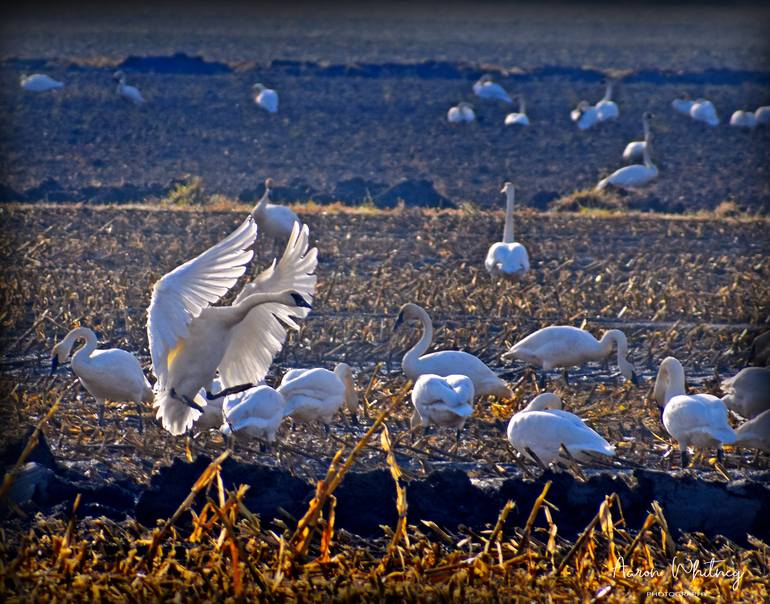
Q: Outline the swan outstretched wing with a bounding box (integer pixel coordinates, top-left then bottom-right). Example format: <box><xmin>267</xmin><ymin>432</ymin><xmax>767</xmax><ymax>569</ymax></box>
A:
<box><xmin>218</xmin><ymin>222</ymin><xmax>318</xmax><ymax>388</ymax></box>
<box><xmin>147</xmin><ymin>217</ymin><xmax>258</xmax><ymax>387</ymax></box>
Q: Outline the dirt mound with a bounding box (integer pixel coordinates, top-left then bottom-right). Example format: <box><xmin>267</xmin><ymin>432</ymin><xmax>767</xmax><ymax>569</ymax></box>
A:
<box><xmin>375</xmin><ymin>179</ymin><xmax>453</xmax><ymax>208</ymax></box>
<box><xmin>116</xmin><ymin>53</ymin><xmax>231</xmax><ymax>75</ymax></box>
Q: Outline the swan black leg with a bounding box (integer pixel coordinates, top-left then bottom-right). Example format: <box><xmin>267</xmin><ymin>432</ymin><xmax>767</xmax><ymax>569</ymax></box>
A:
<box><xmin>97</xmin><ymin>401</ymin><xmax>106</xmax><ymax>426</ymax></box>
<box><xmin>717</xmin><ymin>448</ymin><xmax>725</xmax><ymax>464</ymax></box>
<box><xmin>136</xmin><ymin>402</ymin><xmax>144</xmax><ymax>434</ymax></box>
<box><xmin>562</xmin><ymin>368</ymin><xmax>570</xmax><ymax>385</ymax></box>
<box><xmin>350</xmin><ymin>412</ymin><xmax>359</xmax><ymax>426</ymax></box>
<box><xmin>680</xmin><ymin>448</ymin><xmax>690</xmax><ymax>469</ymax></box>
<box><xmin>538</xmin><ymin>370</ymin><xmax>547</xmax><ymax>390</ymax></box>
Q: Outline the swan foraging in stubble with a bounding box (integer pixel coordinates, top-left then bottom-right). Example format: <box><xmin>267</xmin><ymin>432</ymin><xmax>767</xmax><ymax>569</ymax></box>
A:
<box><xmin>595</xmin><ymin>78</ymin><xmax>619</xmax><ymax>121</ymax></box>
<box><xmin>147</xmin><ymin>217</ymin><xmax>316</xmax><ymax>436</ymax></box>
<box><xmin>251</xmin><ymin>178</ymin><xmax>300</xmax><ymax>245</ymax></box>
<box><xmin>690</xmin><ymin>98</ymin><xmax>719</xmax><ymax>126</ymax></box>
<box><xmin>473</xmin><ymin>75</ymin><xmax>513</xmax><ymax>104</ymax></box>
<box><xmin>504</xmin><ymin>96</ymin><xmax>529</xmax><ymax>126</ymax></box>
<box><xmin>501</xmin><ymin>325</ymin><xmax>637</xmax><ymax>386</ymax></box>
<box><xmin>485</xmin><ymin>182</ymin><xmax>530</xmax><ymax>280</ymax></box>
<box><xmin>447</xmin><ymin>102</ymin><xmax>476</xmax><ymax>123</ymax></box>
<box><xmin>571</xmin><ymin>101</ymin><xmax>600</xmax><ymax>130</ymax></box>
<box><xmin>506</xmin><ymin>393</ymin><xmax>615</xmax><ymax>467</ymax></box>
<box><xmin>654</xmin><ymin>356</ymin><xmax>736</xmax><ymax>468</ymax></box>
<box><xmin>113</xmin><ymin>71</ymin><xmax>145</xmax><ymax>105</ymax></box>
<box><xmin>221</xmin><ymin>385</ymin><xmax>285</xmax><ymax>446</ymax></box>
<box><xmin>194</xmin><ymin>377</ymin><xmax>227</xmax><ymax>431</ymax></box>
<box><xmin>622</xmin><ymin>112</ymin><xmax>653</xmax><ymax>163</ymax></box>
<box><xmin>729</xmin><ymin>110</ymin><xmax>758</xmax><ymax>129</ymax></box>
<box><xmin>754</xmin><ymin>106</ymin><xmax>770</xmax><ymax>124</ymax></box>
<box><xmin>395</xmin><ymin>303</ymin><xmax>512</xmax><ymax>399</ymax></box>
<box><xmin>51</xmin><ymin>326</ymin><xmax>152</xmax><ymax>429</ymax></box>
<box><xmin>279</xmin><ymin>363</ymin><xmax>357</xmax><ymax>426</ymax></box>
<box><xmin>720</xmin><ymin>367</ymin><xmax>770</xmax><ymax>419</ymax></box>
<box><xmin>253</xmin><ymin>83</ymin><xmax>279</xmax><ymax>113</ymax></box>
<box><xmin>672</xmin><ymin>93</ymin><xmax>694</xmax><ymax>116</ymax></box>
<box><xmin>597</xmin><ymin>129</ymin><xmax>658</xmax><ymax>190</ymax></box>
<box><xmin>411</xmin><ymin>374</ymin><xmax>475</xmax><ymax>433</ymax></box>
<box><xmin>21</xmin><ymin>74</ymin><xmax>64</xmax><ymax>92</ymax></box>
<box><xmin>734</xmin><ymin>410</ymin><xmax>770</xmax><ymax>454</ymax></box>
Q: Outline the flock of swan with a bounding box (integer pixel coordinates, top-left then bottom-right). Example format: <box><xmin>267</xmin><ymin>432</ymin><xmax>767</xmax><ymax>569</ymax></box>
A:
<box><xmin>47</xmin><ymin>178</ymin><xmax>770</xmax><ymax>471</ymax></box>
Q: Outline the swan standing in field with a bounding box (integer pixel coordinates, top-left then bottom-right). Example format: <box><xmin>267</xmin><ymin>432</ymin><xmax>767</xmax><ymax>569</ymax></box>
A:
<box><xmin>51</xmin><ymin>326</ymin><xmax>153</xmax><ymax>429</ymax></box>
<box><xmin>395</xmin><ymin>303</ymin><xmax>512</xmax><ymax>399</ymax></box>
<box><xmin>720</xmin><ymin>367</ymin><xmax>770</xmax><ymax>419</ymax></box>
<box><xmin>734</xmin><ymin>410</ymin><xmax>770</xmax><ymax>454</ymax></box>
<box><xmin>411</xmin><ymin>374</ymin><xmax>475</xmax><ymax>434</ymax></box>
<box><xmin>485</xmin><ymin>182</ymin><xmax>530</xmax><ymax>280</ymax></box>
<box><xmin>571</xmin><ymin>101</ymin><xmax>600</xmax><ymax>130</ymax></box>
<box><xmin>113</xmin><ymin>71</ymin><xmax>145</xmax><ymax>105</ymax></box>
<box><xmin>729</xmin><ymin>110</ymin><xmax>758</xmax><ymax>129</ymax></box>
<box><xmin>654</xmin><ymin>356</ymin><xmax>736</xmax><ymax>467</ymax></box>
<box><xmin>504</xmin><ymin>95</ymin><xmax>530</xmax><ymax>126</ymax></box>
<box><xmin>755</xmin><ymin>106</ymin><xmax>770</xmax><ymax>124</ymax></box>
<box><xmin>750</xmin><ymin>331</ymin><xmax>770</xmax><ymax>366</ymax></box>
<box><xmin>253</xmin><ymin>83</ymin><xmax>279</xmax><ymax>113</ymax></box>
<box><xmin>501</xmin><ymin>325</ymin><xmax>637</xmax><ymax>386</ymax></box>
<box><xmin>622</xmin><ymin>112</ymin><xmax>653</xmax><ymax>163</ymax></box>
<box><xmin>672</xmin><ymin>93</ymin><xmax>694</xmax><ymax>116</ymax></box>
<box><xmin>221</xmin><ymin>384</ymin><xmax>285</xmax><ymax>447</ymax></box>
<box><xmin>595</xmin><ymin>78</ymin><xmax>619</xmax><ymax>121</ymax></box>
<box><xmin>506</xmin><ymin>393</ymin><xmax>615</xmax><ymax>467</ymax></box>
<box><xmin>251</xmin><ymin>178</ymin><xmax>300</xmax><ymax>247</ymax></box>
<box><xmin>279</xmin><ymin>363</ymin><xmax>355</xmax><ymax>427</ymax></box>
<box><xmin>447</xmin><ymin>102</ymin><xmax>476</xmax><ymax>123</ymax></box>
<box><xmin>473</xmin><ymin>75</ymin><xmax>513</xmax><ymax>104</ymax></box>
<box><xmin>148</xmin><ymin>216</ymin><xmax>315</xmax><ymax>435</ymax></box>
<box><xmin>20</xmin><ymin>74</ymin><xmax>64</xmax><ymax>92</ymax></box>
<box><xmin>596</xmin><ymin>132</ymin><xmax>658</xmax><ymax>190</ymax></box>
<box><xmin>689</xmin><ymin>98</ymin><xmax>719</xmax><ymax>126</ymax></box>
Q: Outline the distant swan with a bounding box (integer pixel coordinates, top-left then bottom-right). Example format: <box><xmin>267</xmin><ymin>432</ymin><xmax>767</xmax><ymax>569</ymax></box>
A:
<box><xmin>51</xmin><ymin>326</ymin><xmax>152</xmax><ymax>429</ymax></box>
<box><xmin>411</xmin><ymin>373</ymin><xmax>475</xmax><ymax>433</ymax></box>
<box><xmin>729</xmin><ymin>110</ymin><xmax>758</xmax><ymax>129</ymax></box>
<box><xmin>113</xmin><ymin>71</ymin><xmax>145</xmax><ymax>105</ymax></box>
<box><xmin>595</xmin><ymin>78</ymin><xmax>619</xmax><ymax>121</ymax></box>
<box><xmin>473</xmin><ymin>75</ymin><xmax>513</xmax><ymax>104</ymax></box>
<box><xmin>690</xmin><ymin>98</ymin><xmax>719</xmax><ymax>126</ymax></box>
<box><xmin>622</xmin><ymin>112</ymin><xmax>653</xmax><ymax>163</ymax></box>
<box><xmin>279</xmin><ymin>363</ymin><xmax>355</xmax><ymax>426</ymax></box>
<box><xmin>251</xmin><ymin>178</ymin><xmax>300</xmax><ymax>244</ymax></box>
<box><xmin>221</xmin><ymin>384</ymin><xmax>285</xmax><ymax>446</ymax></box>
<box><xmin>485</xmin><ymin>182</ymin><xmax>530</xmax><ymax>280</ymax></box>
<box><xmin>20</xmin><ymin>74</ymin><xmax>63</xmax><ymax>92</ymax></box>
<box><xmin>672</xmin><ymin>93</ymin><xmax>694</xmax><ymax>116</ymax></box>
<box><xmin>506</xmin><ymin>393</ymin><xmax>615</xmax><ymax>466</ymax></box>
<box><xmin>571</xmin><ymin>101</ymin><xmax>600</xmax><ymax>130</ymax></box>
<box><xmin>721</xmin><ymin>367</ymin><xmax>770</xmax><ymax>419</ymax></box>
<box><xmin>253</xmin><ymin>83</ymin><xmax>279</xmax><ymax>113</ymax></box>
<box><xmin>597</xmin><ymin>131</ymin><xmax>658</xmax><ymax>190</ymax></box>
<box><xmin>504</xmin><ymin>96</ymin><xmax>530</xmax><ymax>126</ymax></box>
<box><xmin>447</xmin><ymin>102</ymin><xmax>476</xmax><ymax>123</ymax></box>
<box><xmin>755</xmin><ymin>106</ymin><xmax>770</xmax><ymax>125</ymax></box>
<box><xmin>654</xmin><ymin>356</ymin><xmax>736</xmax><ymax>467</ymax></box>
<box><xmin>734</xmin><ymin>410</ymin><xmax>770</xmax><ymax>453</ymax></box>
<box><xmin>396</xmin><ymin>303</ymin><xmax>512</xmax><ymax>398</ymax></box>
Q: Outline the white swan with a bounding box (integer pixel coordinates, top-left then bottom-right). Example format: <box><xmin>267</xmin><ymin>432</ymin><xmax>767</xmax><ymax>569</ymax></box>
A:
<box><xmin>395</xmin><ymin>303</ymin><xmax>512</xmax><ymax>398</ymax></box>
<box><xmin>755</xmin><ymin>106</ymin><xmax>770</xmax><ymax>125</ymax></box>
<box><xmin>571</xmin><ymin>101</ymin><xmax>600</xmax><ymax>130</ymax></box>
<box><xmin>729</xmin><ymin>110</ymin><xmax>758</xmax><ymax>129</ymax></box>
<box><xmin>51</xmin><ymin>326</ymin><xmax>152</xmax><ymax>428</ymax></box>
<box><xmin>251</xmin><ymin>178</ymin><xmax>300</xmax><ymax>245</ymax></box>
<box><xmin>411</xmin><ymin>374</ymin><xmax>475</xmax><ymax>431</ymax></box>
<box><xmin>734</xmin><ymin>410</ymin><xmax>770</xmax><ymax>453</ymax></box>
<box><xmin>672</xmin><ymin>94</ymin><xmax>694</xmax><ymax>116</ymax></box>
<box><xmin>147</xmin><ymin>217</ymin><xmax>316</xmax><ymax>435</ymax></box>
<box><xmin>501</xmin><ymin>325</ymin><xmax>637</xmax><ymax>385</ymax></box>
<box><xmin>654</xmin><ymin>356</ymin><xmax>736</xmax><ymax>467</ymax></box>
<box><xmin>473</xmin><ymin>75</ymin><xmax>513</xmax><ymax>103</ymax></box>
<box><xmin>506</xmin><ymin>393</ymin><xmax>615</xmax><ymax>466</ymax></box>
<box><xmin>721</xmin><ymin>367</ymin><xmax>770</xmax><ymax>419</ymax></box>
<box><xmin>597</xmin><ymin>132</ymin><xmax>658</xmax><ymax>190</ymax></box>
<box><xmin>278</xmin><ymin>363</ymin><xmax>354</xmax><ymax>426</ymax></box>
<box><xmin>194</xmin><ymin>377</ymin><xmax>227</xmax><ymax>431</ymax></box>
<box><xmin>690</xmin><ymin>98</ymin><xmax>719</xmax><ymax>126</ymax></box>
<box><xmin>485</xmin><ymin>182</ymin><xmax>530</xmax><ymax>280</ymax></box>
<box><xmin>622</xmin><ymin>112</ymin><xmax>653</xmax><ymax>163</ymax></box>
<box><xmin>595</xmin><ymin>79</ymin><xmax>619</xmax><ymax>121</ymax></box>
<box><xmin>447</xmin><ymin>102</ymin><xmax>476</xmax><ymax>123</ymax></box>
<box><xmin>253</xmin><ymin>83</ymin><xmax>278</xmax><ymax>113</ymax></box>
<box><xmin>221</xmin><ymin>384</ymin><xmax>285</xmax><ymax>445</ymax></box>
<box><xmin>113</xmin><ymin>71</ymin><xmax>145</xmax><ymax>105</ymax></box>
<box><xmin>20</xmin><ymin>74</ymin><xmax>63</xmax><ymax>92</ymax></box>
<box><xmin>504</xmin><ymin>96</ymin><xmax>529</xmax><ymax>126</ymax></box>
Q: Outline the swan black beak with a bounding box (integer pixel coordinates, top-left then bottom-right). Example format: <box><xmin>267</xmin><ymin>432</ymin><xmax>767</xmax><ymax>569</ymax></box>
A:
<box><xmin>631</xmin><ymin>371</ymin><xmax>639</xmax><ymax>387</ymax></box>
<box><xmin>290</xmin><ymin>293</ymin><xmax>312</xmax><ymax>309</ymax></box>
<box><xmin>50</xmin><ymin>356</ymin><xmax>59</xmax><ymax>376</ymax></box>
<box><xmin>393</xmin><ymin>311</ymin><xmax>404</xmax><ymax>331</ymax></box>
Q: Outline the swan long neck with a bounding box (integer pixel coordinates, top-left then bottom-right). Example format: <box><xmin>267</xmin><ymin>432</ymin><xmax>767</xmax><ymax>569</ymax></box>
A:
<box><xmin>642</xmin><ymin>138</ymin><xmax>653</xmax><ymax>168</ymax></box>
<box><xmin>502</xmin><ymin>188</ymin><xmax>515</xmax><ymax>243</ymax></box>
<box><xmin>252</xmin><ymin>186</ymin><xmax>271</xmax><ymax>218</ymax></box>
<box><xmin>518</xmin><ymin>96</ymin><xmax>526</xmax><ymax>114</ymax></box>
<box><xmin>402</xmin><ymin>306</ymin><xmax>433</xmax><ymax>376</ymax></box>
<box><xmin>654</xmin><ymin>357</ymin><xmax>686</xmax><ymax>407</ymax></box>
<box><xmin>600</xmin><ymin>330</ymin><xmax>635</xmax><ymax>379</ymax></box>
<box><xmin>602</xmin><ymin>80</ymin><xmax>613</xmax><ymax>102</ymax></box>
<box><xmin>60</xmin><ymin>327</ymin><xmax>98</xmax><ymax>360</ymax></box>
<box><xmin>523</xmin><ymin>393</ymin><xmax>563</xmax><ymax>412</ymax></box>
<box><xmin>642</xmin><ymin>118</ymin><xmax>651</xmax><ymax>142</ymax></box>
<box><xmin>334</xmin><ymin>363</ymin><xmax>358</xmax><ymax>412</ymax></box>
<box><xmin>221</xmin><ymin>291</ymin><xmax>298</xmax><ymax>327</ymax></box>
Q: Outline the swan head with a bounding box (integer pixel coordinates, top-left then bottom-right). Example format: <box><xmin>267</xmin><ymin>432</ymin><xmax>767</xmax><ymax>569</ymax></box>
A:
<box><xmin>523</xmin><ymin>392</ymin><xmax>563</xmax><ymax>412</ymax></box>
<box><xmin>264</xmin><ymin>177</ymin><xmax>273</xmax><ymax>191</ymax></box>
<box><xmin>501</xmin><ymin>181</ymin><xmax>515</xmax><ymax>195</ymax></box>
<box><xmin>459</xmin><ymin>102</ymin><xmax>473</xmax><ymax>109</ymax></box>
<box><xmin>252</xmin><ymin>83</ymin><xmax>266</xmax><ymax>92</ymax></box>
<box><xmin>643</xmin><ymin>111</ymin><xmax>654</xmax><ymax>121</ymax></box>
<box><xmin>113</xmin><ymin>70</ymin><xmax>126</xmax><ymax>82</ymax></box>
<box><xmin>477</xmin><ymin>74</ymin><xmax>493</xmax><ymax>84</ymax></box>
<box><xmin>394</xmin><ymin>302</ymin><xmax>423</xmax><ymax>331</ymax></box>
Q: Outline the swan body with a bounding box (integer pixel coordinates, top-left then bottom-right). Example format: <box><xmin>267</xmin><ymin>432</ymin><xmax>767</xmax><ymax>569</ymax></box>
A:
<box><xmin>113</xmin><ymin>71</ymin><xmax>145</xmax><ymax>105</ymax></box>
<box><xmin>448</xmin><ymin>102</ymin><xmax>475</xmax><ymax>123</ymax></box>
<box><xmin>654</xmin><ymin>357</ymin><xmax>736</xmax><ymax>464</ymax></box>
<box><xmin>21</xmin><ymin>74</ymin><xmax>63</xmax><ymax>92</ymax></box>
<box><xmin>506</xmin><ymin>393</ymin><xmax>615</xmax><ymax>465</ymax></box>
<box><xmin>485</xmin><ymin>182</ymin><xmax>529</xmax><ymax>279</ymax></box>
<box><xmin>734</xmin><ymin>410</ymin><xmax>770</xmax><ymax>453</ymax></box>
<box><xmin>195</xmin><ymin>378</ymin><xmax>227</xmax><ymax>430</ymax></box>
<box><xmin>51</xmin><ymin>326</ymin><xmax>152</xmax><ymax>425</ymax></box>
<box><xmin>396</xmin><ymin>303</ymin><xmax>511</xmax><ymax>398</ymax></box>
<box><xmin>221</xmin><ymin>385</ymin><xmax>285</xmax><ymax>443</ymax></box>
<box><xmin>251</xmin><ymin>178</ymin><xmax>300</xmax><ymax>243</ymax></box>
<box><xmin>721</xmin><ymin>367</ymin><xmax>770</xmax><ymax>419</ymax></box>
<box><xmin>279</xmin><ymin>363</ymin><xmax>352</xmax><ymax>424</ymax></box>
<box><xmin>597</xmin><ymin>131</ymin><xmax>657</xmax><ymax>190</ymax></box>
<box><xmin>411</xmin><ymin>374</ymin><xmax>475</xmax><ymax>430</ymax></box>
<box><xmin>595</xmin><ymin>79</ymin><xmax>619</xmax><ymax>121</ymax></box>
<box><xmin>502</xmin><ymin>325</ymin><xmax>636</xmax><ymax>382</ymax></box>
<box><xmin>672</xmin><ymin>95</ymin><xmax>694</xmax><ymax>116</ymax></box>
<box><xmin>622</xmin><ymin>112</ymin><xmax>653</xmax><ymax>163</ymax></box>
<box><xmin>147</xmin><ymin>217</ymin><xmax>316</xmax><ymax>435</ymax></box>
<box><xmin>729</xmin><ymin>110</ymin><xmax>758</xmax><ymax>129</ymax></box>
<box><xmin>504</xmin><ymin>96</ymin><xmax>529</xmax><ymax>126</ymax></box>
<box><xmin>755</xmin><ymin>106</ymin><xmax>770</xmax><ymax>124</ymax></box>
<box><xmin>253</xmin><ymin>83</ymin><xmax>278</xmax><ymax>113</ymax></box>
<box><xmin>571</xmin><ymin>101</ymin><xmax>600</xmax><ymax>130</ymax></box>
<box><xmin>473</xmin><ymin>75</ymin><xmax>513</xmax><ymax>103</ymax></box>
<box><xmin>690</xmin><ymin>99</ymin><xmax>719</xmax><ymax>126</ymax></box>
